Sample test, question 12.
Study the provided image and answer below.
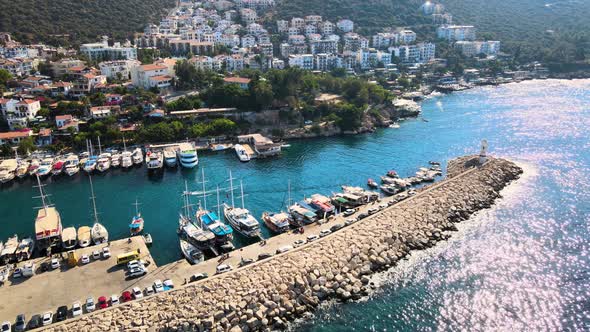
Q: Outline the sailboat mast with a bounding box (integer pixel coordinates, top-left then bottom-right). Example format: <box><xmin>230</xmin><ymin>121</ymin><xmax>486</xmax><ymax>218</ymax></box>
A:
<box><xmin>35</xmin><ymin>174</ymin><xmax>48</xmax><ymax>212</ymax></box>
<box><xmin>201</xmin><ymin>168</ymin><xmax>207</xmax><ymax>210</ymax></box>
<box><xmin>184</xmin><ymin>180</ymin><xmax>190</xmax><ymax>217</ymax></box>
<box><xmin>89</xmin><ymin>176</ymin><xmax>99</xmax><ymax>223</ymax></box>
<box><xmin>229</xmin><ymin>170</ymin><xmax>235</xmax><ymax>207</ymax></box>
<box><xmin>216</xmin><ymin>185</ymin><xmax>220</xmax><ymax>217</ymax></box>
<box><xmin>240</xmin><ymin>180</ymin><xmax>245</xmax><ymax>209</ymax></box>
<box><xmin>134</xmin><ymin>198</ymin><xmax>139</xmax><ymax>215</ymax></box>
<box><xmin>98</xmin><ymin>136</ymin><xmax>102</xmax><ymax>155</ymax></box>
<box><xmin>288</xmin><ymin>179</ymin><xmax>292</xmax><ymax>206</ymax></box>
<box><xmin>123</xmin><ymin>135</ymin><xmax>127</xmax><ymax>152</ymax></box>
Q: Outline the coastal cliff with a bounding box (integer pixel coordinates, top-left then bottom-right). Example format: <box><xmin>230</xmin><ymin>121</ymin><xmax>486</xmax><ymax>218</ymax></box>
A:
<box><xmin>43</xmin><ymin>156</ymin><xmax>522</xmax><ymax>332</ymax></box>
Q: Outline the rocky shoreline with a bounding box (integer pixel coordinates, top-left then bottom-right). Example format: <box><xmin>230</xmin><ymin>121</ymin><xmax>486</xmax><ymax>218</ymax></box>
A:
<box><xmin>43</xmin><ymin>155</ymin><xmax>522</xmax><ymax>332</ymax></box>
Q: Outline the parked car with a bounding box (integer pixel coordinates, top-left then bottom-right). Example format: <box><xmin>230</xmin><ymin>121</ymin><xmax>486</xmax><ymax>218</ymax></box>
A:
<box><xmin>102</xmin><ymin>247</ymin><xmax>111</xmax><ymax>259</ymax></box>
<box><xmin>14</xmin><ymin>314</ymin><xmax>26</xmax><ymax>332</ymax></box>
<box><xmin>27</xmin><ymin>314</ymin><xmax>41</xmax><ymax>329</ymax></box>
<box><xmin>12</xmin><ymin>267</ymin><xmax>22</xmax><ymax>278</ymax></box>
<box><xmin>319</xmin><ymin>229</ymin><xmax>332</xmax><ymax>237</ymax></box>
<box><xmin>357</xmin><ymin>212</ymin><xmax>368</xmax><ymax>220</ymax></box>
<box><xmin>92</xmin><ymin>251</ymin><xmax>101</xmax><ymax>260</ymax></box>
<box><xmin>56</xmin><ymin>306</ymin><xmax>68</xmax><ymax>322</ymax></box>
<box><xmin>330</xmin><ymin>223</ymin><xmax>344</xmax><ymax>232</ymax></box>
<box><xmin>276</xmin><ymin>245</ymin><xmax>293</xmax><ymax>254</ymax></box>
<box><xmin>153</xmin><ymin>280</ymin><xmax>164</xmax><ymax>293</ymax></box>
<box><xmin>109</xmin><ymin>295</ymin><xmax>120</xmax><ymax>306</ymax></box>
<box><xmin>121</xmin><ymin>291</ymin><xmax>132</xmax><ymax>302</ymax></box>
<box><xmin>50</xmin><ymin>258</ymin><xmax>60</xmax><ymax>270</ymax></box>
<box><xmin>238</xmin><ymin>258</ymin><xmax>254</xmax><ymax>267</ymax></box>
<box><xmin>132</xmin><ymin>287</ymin><xmax>143</xmax><ymax>299</ymax></box>
<box><xmin>126</xmin><ymin>260</ymin><xmax>145</xmax><ymax>270</ymax></box>
<box><xmin>257</xmin><ymin>253</ymin><xmax>273</xmax><ymax>261</ymax></box>
<box><xmin>293</xmin><ymin>239</ymin><xmax>306</xmax><ymax>248</ymax></box>
<box><xmin>126</xmin><ymin>266</ymin><xmax>148</xmax><ymax>278</ymax></box>
<box><xmin>1</xmin><ymin>321</ymin><xmax>10</xmax><ymax>332</ymax></box>
<box><xmin>144</xmin><ymin>286</ymin><xmax>155</xmax><ymax>297</ymax></box>
<box><xmin>216</xmin><ymin>264</ymin><xmax>232</xmax><ymax>274</ymax></box>
<box><xmin>306</xmin><ymin>234</ymin><xmax>319</xmax><ymax>242</ymax></box>
<box><xmin>85</xmin><ymin>297</ymin><xmax>95</xmax><ymax>312</ymax></box>
<box><xmin>72</xmin><ymin>302</ymin><xmax>83</xmax><ymax>317</ymax></box>
<box><xmin>41</xmin><ymin>312</ymin><xmax>53</xmax><ymax>326</ymax></box>
<box><xmin>80</xmin><ymin>255</ymin><xmax>90</xmax><ymax>265</ymax></box>
<box><xmin>367</xmin><ymin>207</ymin><xmax>379</xmax><ymax>215</ymax></box>
<box><xmin>189</xmin><ymin>273</ymin><xmax>209</xmax><ymax>282</ymax></box>
<box><xmin>97</xmin><ymin>296</ymin><xmax>108</xmax><ymax>309</ymax></box>
<box><xmin>163</xmin><ymin>279</ymin><xmax>174</xmax><ymax>290</ymax></box>
<box><xmin>378</xmin><ymin>203</ymin><xmax>388</xmax><ymax>209</ymax></box>
<box><xmin>343</xmin><ymin>208</ymin><xmax>356</xmax><ymax>216</ymax></box>
<box><xmin>344</xmin><ymin>218</ymin><xmax>357</xmax><ymax>226</ymax></box>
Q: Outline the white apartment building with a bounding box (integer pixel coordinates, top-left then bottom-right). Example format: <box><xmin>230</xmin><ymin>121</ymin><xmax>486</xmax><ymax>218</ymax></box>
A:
<box><xmin>240</xmin><ymin>9</ymin><xmax>258</xmax><ymax>25</ymax></box>
<box><xmin>310</xmin><ymin>39</ymin><xmax>338</xmax><ymax>55</ymax></box>
<box><xmin>0</xmin><ymin>98</ymin><xmax>41</xmax><ymax>130</ymax></box>
<box><xmin>277</xmin><ymin>20</ymin><xmax>289</xmax><ymax>33</ymax></box>
<box><xmin>305</xmin><ymin>15</ymin><xmax>323</xmax><ymax>26</ymax></box>
<box><xmin>337</xmin><ymin>19</ymin><xmax>354</xmax><ymax>33</ymax></box>
<box><xmin>320</xmin><ymin>21</ymin><xmax>334</xmax><ymax>35</ymax></box>
<box><xmin>98</xmin><ymin>60</ymin><xmax>141</xmax><ymax>80</ymax></box>
<box><xmin>131</xmin><ymin>63</ymin><xmax>173</xmax><ymax>89</ymax></box>
<box><xmin>241</xmin><ymin>35</ymin><xmax>257</xmax><ymax>48</ymax></box>
<box><xmin>398</xmin><ymin>30</ymin><xmax>417</xmax><ymax>44</ymax></box>
<box><xmin>454</xmin><ymin>41</ymin><xmax>501</xmax><ymax>57</ymax></box>
<box><xmin>437</xmin><ymin>25</ymin><xmax>476</xmax><ymax>41</ymax></box>
<box><xmin>288</xmin><ymin>54</ymin><xmax>314</xmax><ymax>70</ymax></box>
<box><xmin>291</xmin><ymin>17</ymin><xmax>305</xmax><ymax>29</ymax></box>
<box><xmin>314</xmin><ymin>53</ymin><xmax>342</xmax><ymax>71</ymax></box>
<box><xmin>80</xmin><ymin>39</ymin><xmax>137</xmax><ymax>60</ymax></box>
<box><xmin>390</xmin><ymin>42</ymin><xmax>436</xmax><ymax>64</ymax></box>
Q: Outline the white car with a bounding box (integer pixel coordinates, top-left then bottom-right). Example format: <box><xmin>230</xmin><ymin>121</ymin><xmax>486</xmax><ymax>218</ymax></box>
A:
<box><xmin>50</xmin><ymin>258</ymin><xmax>60</xmax><ymax>270</ymax></box>
<box><xmin>132</xmin><ymin>287</ymin><xmax>143</xmax><ymax>299</ymax></box>
<box><xmin>153</xmin><ymin>280</ymin><xmax>164</xmax><ymax>293</ymax></box>
<box><xmin>319</xmin><ymin>229</ymin><xmax>332</xmax><ymax>237</ymax></box>
<box><xmin>127</xmin><ymin>267</ymin><xmax>147</xmax><ymax>278</ymax></box>
<box><xmin>163</xmin><ymin>279</ymin><xmax>174</xmax><ymax>289</ymax></box>
<box><xmin>127</xmin><ymin>260</ymin><xmax>145</xmax><ymax>270</ymax></box>
<box><xmin>102</xmin><ymin>247</ymin><xmax>111</xmax><ymax>259</ymax></box>
<box><xmin>80</xmin><ymin>255</ymin><xmax>90</xmax><ymax>265</ymax></box>
<box><xmin>1</xmin><ymin>321</ymin><xmax>10</xmax><ymax>332</ymax></box>
<box><xmin>293</xmin><ymin>239</ymin><xmax>306</xmax><ymax>248</ymax></box>
<box><xmin>216</xmin><ymin>264</ymin><xmax>232</xmax><ymax>274</ymax></box>
<box><xmin>110</xmin><ymin>295</ymin><xmax>120</xmax><ymax>306</ymax></box>
<box><xmin>367</xmin><ymin>207</ymin><xmax>379</xmax><ymax>215</ymax></box>
<box><xmin>85</xmin><ymin>297</ymin><xmax>95</xmax><ymax>312</ymax></box>
<box><xmin>306</xmin><ymin>234</ymin><xmax>319</xmax><ymax>243</ymax></box>
<box><xmin>342</xmin><ymin>209</ymin><xmax>356</xmax><ymax>216</ymax></box>
<box><xmin>42</xmin><ymin>312</ymin><xmax>53</xmax><ymax>326</ymax></box>
<box><xmin>92</xmin><ymin>251</ymin><xmax>100</xmax><ymax>260</ymax></box>
<box><xmin>144</xmin><ymin>286</ymin><xmax>155</xmax><ymax>297</ymax></box>
<box><xmin>379</xmin><ymin>203</ymin><xmax>388</xmax><ymax>209</ymax></box>
<box><xmin>276</xmin><ymin>245</ymin><xmax>293</xmax><ymax>254</ymax></box>
<box><xmin>72</xmin><ymin>302</ymin><xmax>83</xmax><ymax>317</ymax></box>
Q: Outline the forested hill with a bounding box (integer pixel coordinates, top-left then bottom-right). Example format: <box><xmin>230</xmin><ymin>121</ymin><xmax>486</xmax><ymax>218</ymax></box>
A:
<box><xmin>0</xmin><ymin>0</ymin><xmax>175</xmax><ymax>45</ymax></box>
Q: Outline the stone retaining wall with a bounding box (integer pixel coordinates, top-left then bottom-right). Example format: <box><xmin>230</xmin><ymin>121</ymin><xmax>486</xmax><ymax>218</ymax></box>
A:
<box><xmin>44</xmin><ymin>156</ymin><xmax>522</xmax><ymax>332</ymax></box>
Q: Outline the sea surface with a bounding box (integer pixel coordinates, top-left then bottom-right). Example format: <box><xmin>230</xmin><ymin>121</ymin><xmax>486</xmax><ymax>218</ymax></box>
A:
<box><xmin>1</xmin><ymin>79</ymin><xmax>589</xmax><ymax>330</ymax></box>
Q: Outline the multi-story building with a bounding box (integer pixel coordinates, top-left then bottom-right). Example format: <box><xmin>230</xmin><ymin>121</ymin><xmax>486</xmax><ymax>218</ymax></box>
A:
<box><xmin>304</xmin><ymin>25</ymin><xmax>317</xmax><ymax>36</ymax></box>
<box><xmin>241</xmin><ymin>35</ymin><xmax>257</xmax><ymax>48</ymax></box>
<box><xmin>287</xmin><ymin>27</ymin><xmax>300</xmax><ymax>36</ymax></box>
<box><xmin>0</xmin><ymin>58</ymin><xmax>35</xmax><ymax>77</ymax></box>
<box><xmin>226</xmin><ymin>54</ymin><xmax>245</xmax><ymax>72</ymax></box>
<box><xmin>247</xmin><ymin>23</ymin><xmax>264</xmax><ymax>35</ymax></box>
<box><xmin>288</xmin><ymin>35</ymin><xmax>306</xmax><ymax>45</ymax></box>
<box><xmin>305</xmin><ymin>15</ymin><xmax>323</xmax><ymax>26</ymax></box>
<box><xmin>314</xmin><ymin>53</ymin><xmax>341</xmax><ymax>71</ymax></box>
<box><xmin>240</xmin><ymin>8</ymin><xmax>258</xmax><ymax>25</ymax></box>
<box><xmin>398</xmin><ymin>30</ymin><xmax>417</xmax><ymax>44</ymax></box>
<box><xmin>436</xmin><ymin>25</ymin><xmax>476</xmax><ymax>41</ymax></box>
<box><xmin>0</xmin><ymin>98</ymin><xmax>41</xmax><ymax>130</ymax></box>
<box><xmin>390</xmin><ymin>42</ymin><xmax>436</xmax><ymax>64</ymax></box>
<box><xmin>80</xmin><ymin>39</ymin><xmax>137</xmax><ymax>60</ymax></box>
<box><xmin>310</xmin><ymin>39</ymin><xmax>338</xmax><ymax>55</ymax></box>
<box><xmin>98</xmin><ymin>60</ymin><xmax>141</xmax><ymax>80</ymax></box>
<box><xmin>272</xmin><ymin>58</ymin><xmax>285</xmax><ymax>69</ymax></box>
<box><xmin>70</xmin><ymin>73</ymin><xmax>107</xmax><ymax>98</ymax></box>
<box><xmin>168</xmin><ymin>40</ymin><xmax>215</xmax><ymax>55</ymax></box>
<box><xmin>454</xmin><ymin>41</ymin><xmax>501</xmax><ymax>57</ymax></box>
<box><xmin>291</xmin><ymin>17</ymin><xmax>305</xmax><ymax>29</ymax></box>
<box><xmin>288</xmin><ymin>54</ymin><xmax>314</xmax><ymax>70</ymax></box>
<box><xmin>372</xmin><ymin>33</ymin><xmax>396</xmax><ymax>49</ymax></box>
<box><xmin>189</xmin><ymin>56</ymin><xmax>223</xmax><ymax>71</ymax></box>
<box><xmin>337</xmin><ymin>19</ymin><xmax>354</xmax><ymax>33</ymax></box>
<box><xmin>51</xmin><ymin>58</ymin><xmax>85</xmax><ymax>78</ymax></box>
<box><xmin>131</xmin><ymin>63</ymin><xmax>174</xmax><ymax>90</ymax></box>
<box><xmin>258</xmin><ymin>43</ymin><xmax>274</xmax><ymax>57</ymax></box>
<box><xmin>277</xmin><ymin>20</ymin><xmax>289</xmax><ymax>33</ymax></box>
<box><xmin>343</xmin><ymin>33</ymin><xmax>363</xmax><ymax>52</ymax></box>
<box><xmin>320</xmin><ymin>21</ymin><xmax>334</xmax><ymax>36</ymax></box>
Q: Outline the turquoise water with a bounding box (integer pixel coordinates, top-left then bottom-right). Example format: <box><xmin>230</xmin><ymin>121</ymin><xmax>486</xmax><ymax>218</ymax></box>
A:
<box><xmin>1</xmin><ymin>79</ymin><xmax>589</xmax><ymax>330</ymax></box>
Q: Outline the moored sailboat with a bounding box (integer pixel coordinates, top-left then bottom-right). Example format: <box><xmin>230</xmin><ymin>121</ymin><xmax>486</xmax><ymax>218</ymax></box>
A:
<box><xmin>34</xmin><ymin>175</ymin><xmax>63</xmax><ymax>255</ymax></box>
<box><xmin>87</xmin><ymin>176</ymin><xmax>109</xmax><ymax>244</ymax></box>
<box><xmin>223</xmin><ymin>172</ymin><xmax>261</xmax><ymax>238</ymax></box>
<box><xmin>129</xmin><ymin>199</ymin><xmax>144</xmax><ymax>236</ymax></box>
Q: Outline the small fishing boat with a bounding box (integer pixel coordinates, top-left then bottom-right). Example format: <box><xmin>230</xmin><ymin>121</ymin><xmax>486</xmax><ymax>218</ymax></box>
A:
<box><xmin>77</xmin><ymin>226</ymin><xmax>92</xmax><ymax>247</ymax></box>
<box><xmin>0</xmin><ymin>159</ymin><xmax>17</xmax><ymax>183</ymax></box>
<box><xmin>143</xmin><ymin>233</ymin><xmax>153</xmax><ymax>246</ymax></box>
<box><xmin>389</xmin><ymin>123</ymin><xmax>400</xmax><ymax>129</ymax></box>
<box><xmin>367</xmin><ymin>178</ymin><xmax>378</xmax><ymax>188</ymax></box>
<box><xmin>129</xmin><ymin>199</ymin><xmax>144</xmax><ymax>236</ymax></box>
<box><xmin>64</xmin><ymin>155</ymin><xmax>80</xmax><ymax>176</ymax></box>
<box><xmin>179</xmin><ymin>238</ymin><xmax>204</xmax><ymax>265</ymax></box>
<box><xmin>387</xmin><ymin>170</ymin><xmax>399</xmax><ymax>178</ymax></box>
<box><xmin>380</xmin><ymin>184</ymin><xmax>400</xmax><ymax>196</ymax></box>
<box><xmin>132</xmin><ymin>148</ymin><xmax>143</xmax><ymax>165</ymax></box>
<box><xmin>14</xmin><ymin>237</ymin><xmax>34</xmax><ymax>262</ymax></box>
<box><xmin>164</xmin><ymin>148</ymin><xmax>177</xmax><ymax>167</ymax></box>
<box><xmin>61</xmin><ymin>227</ymin><xmax>78</xmax><ymax>249</ymax></box>
<box><xmin>234</xmin><ymin>144</ymin><xmax>250</xmax><ymax>162</ymax></box>
<box><xmin>96</xmin><ymin>153</ymin><xmax>111</xmax><ymax>173</ymax></box>
<box><xmin>0</xmin><ymin>235</ymin><xmax>18</xmax><ymax>265</ymax></box>
<box><xmin>261</xmin><ymin>212</ymin><xmax>291</xmax><ymax>234</ymax></box>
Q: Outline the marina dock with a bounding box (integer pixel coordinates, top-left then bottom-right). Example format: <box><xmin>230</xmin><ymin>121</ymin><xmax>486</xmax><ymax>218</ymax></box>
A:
<box><xmin>0</xmin><ymin>237</ymin><xmax>155</xmax><ymax>321</ymax></box>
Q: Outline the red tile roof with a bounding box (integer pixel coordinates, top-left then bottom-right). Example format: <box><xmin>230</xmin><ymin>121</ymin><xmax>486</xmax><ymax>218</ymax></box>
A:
<box><xmin>223</xmin><ymin>77</ymin><xmax>251</xmax><ymax>84</ymax></box>
<box><xmin>0</xmin><ymin>130</ymin><xmax>32</xmax><ymax>140</ymax></box>
<box><xmin>140</xmin><ymin>64</ymin><xmax>167</xmax><ymax>71</ymax></box>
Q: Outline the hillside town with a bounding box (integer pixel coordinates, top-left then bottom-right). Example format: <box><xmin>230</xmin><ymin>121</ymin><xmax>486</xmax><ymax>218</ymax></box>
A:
<box><xmin>0</xmin><ymin>0</ymin><xmax>549</xmax><ymax>153</ymax></box>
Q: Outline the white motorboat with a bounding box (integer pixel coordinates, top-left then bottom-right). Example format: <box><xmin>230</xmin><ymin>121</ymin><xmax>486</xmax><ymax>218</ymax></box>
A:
<box><xmin>143</xmin><ymin>233</ymin><xmax>153</xmax><ymax>246</ymax></box>
<box><xmin>96</xmin><ymin>153</ymin><xmax>111</xmax><ymax>173</ymax></box>
<box><xmin>64</xmin><ymin>155</ymin><xmax>80</xmax><ymax>176</ymax></box>
<box><xmin>164</xmin><ymin>148</ymin><xmax>178</xmax><ymax>167</ymax></box>
<box><xmin>37</xmin><ymin>157</ymin><xmax>54</xmax><ymax>177</ymax></box>
<box><xmin>15</xmin><ymin>159</ymin><xmax>29</xmax><ymax>179</ymax></box>
<box><xmin>14</xmin><ymin>237</ymin><xmax>34</xmax><ymax>262</ymax></box>
<box><xmin>179</xmin><ymin>238</ymin><xmax>204</xmax><ymax>265</ymax></box>
<box><xmin>110</xmin><ymin>152</ymin><xmax>121</xmax><ymax>167</ymax></box>
<box><xmin>0</xmin><ymin>159</ymin><xmax>17</xmax><ymax>183</ymax></box>
<box><xmin>121</xmin><ymin>151</ymin><xmax>133</xmax><ymax>168</ymax></box>
<box><xmin>0</xmin><ymin>234</ymin><xmax>18</xmax><ymax>265</ymax></box>
<box><xmin>177</xmin><ymin>142</ymin><xmax>198</xmax><ymax>168</ymax></box>
<box><xmin>77</xmin><ymin>226</ymin><xmax>92</xmax><ymax>247</ymax></box>
<box><xmin>61</xmin><ymin>227</ymin><xmax>78</xmax><ymax>249</ymax></box>
<box><xmin>132</xmin><ymin>148</ymin><xmax>143</xmax><ymax>165</ymax></box>
<box><xmin>234</xmin><ymin>144</ymin><xmax>250</xmax><ymax>162</ymax></box>
<box><xmin>145</xmin><ymin>150</ymin><xmax>164</xmax><ymax>172</ymax></box>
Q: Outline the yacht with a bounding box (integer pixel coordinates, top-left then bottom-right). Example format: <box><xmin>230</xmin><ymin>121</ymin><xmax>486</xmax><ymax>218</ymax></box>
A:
<box><xmin>64</xmin><ymin>155</ymin><xmax>80</xmax><ymax>176</ymax></box>
<box><xmin>164</xmin><ymin>148</ymin><xmax>178</xmax><ymax>167</ymax></box>
<box><xmin>132</xmin><ymin>148</ymin><xmax>143</xmax><ymax>165</ymax></box>
<box><xmin>51</xmin><ymin>157</ymin><xmax>65</xmax><ymax>176</ymax></box>
<box><xmin>223</xmin><ymin>174</ymin><xmax>260</xmax><ymax>238</ymax></box>
<box><xmin>195</xmin><ymin>169</ymin><xmax>234</xmax><ymax>251</ymax></box>
<box><xmin>179</xmin><ymin>181</ymin><xmax>216</xmax><ymax>251</ymax></box>
<box><xmin>179</xmin><ymin>238</ymin><xmax>204</xmax><ymax>265</ymax></box>
<box><xmin>61</xmin><ymin>227</ymin><xmax>78</xmax><ymax>249</ymax></box>
<box><xmin>27</xmin><ymin>159</ymin><xmax>40</xmax><ymax>176</ymax></box>
<box><xmin>145</xmin><ymin>150</ymin><xmax>164</xmax><ymax>172</ymax></box>
<box><xmin>15</xmin><ymin>158</ymin><xmax>29</xmax><ymax>179</ymax></box>
<box><xmin>121</xmin><ymin>150</ymin><xmax>133</xmax><ymax>168</ymax></box>
<box><xmin>262</xmin><ymin>212</ymin><xmax>291</xmax><ymax>234</ymax></box>
<box><xmin>0</xmin><ymin>159</ymin><xmax>17</xmax><ymax>183</ymax></box>
<box><xmin>129</xmin><ymin>199</ymin><xmax>144</xmax><ymax>236</ymax></box>
<box><xmin>177</xmin><ymin>142</ymin><xmax>198</xmax><ymax>168</ymax></box>
<box><xmin>234</xmin><ymin>144</ymin><xmax>250</xmax><ymax>162</ymax></box>
<box><xmin>83</xmin><ymin>156</ymin><xmax>97</xmax><ymax>173</ymax></box>
<box><xmin>88</xmin><ymin>176</ymin><xmax>109</xmax><ymax>244</ymax></box>
<box><xmin>77</xmin><ymin>226</ymin><xmax>92</xmax><ymax>247</ymax></box>
<box><xmin>33</xmin><ymin>175</ymin><xmax>63</xmax><ymax>255</ymax></box>
<box><xmin>37</xmin><ymin>157</ymin><xmax>54</xmax><ymax>178</ymax></box>
<box><xmin>96</xmin><ymin>153</ymin><xmax>111</xmax><ymax>172</ymax></box>
<box><xmin>110</xmin><ymin>152</ymin><xmax>121</xmax><ymax>168</ymax></box>
<box><xmin>14</xmin><ymin>237</ymin><xmax>34</xmax><ymax>262</ymax></box>
<box><xmin>0</xmin><ymin>235</ymin><xmax>18</xmax><ymax>265</ymax></box>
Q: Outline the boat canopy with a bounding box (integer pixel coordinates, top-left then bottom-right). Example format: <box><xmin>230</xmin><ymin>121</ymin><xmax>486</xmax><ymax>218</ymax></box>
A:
<box><xmin>200</xmin><ymin>212</ymin><xmax>219</xmax><ymax>225</ymax></box>
<box><xmin>35</xmin><ymin>207</ymin><xmax>62</xmax><ymax>240</ymax></box>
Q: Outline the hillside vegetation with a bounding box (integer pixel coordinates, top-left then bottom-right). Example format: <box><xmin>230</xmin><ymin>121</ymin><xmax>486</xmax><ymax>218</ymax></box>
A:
<box><xmin>0</xmin><ymin>0</ymin><xmax>175</xmax><ymax>45</ymax></box>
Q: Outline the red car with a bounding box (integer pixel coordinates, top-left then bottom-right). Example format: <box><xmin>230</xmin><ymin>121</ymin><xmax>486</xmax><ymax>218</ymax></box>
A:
<box><xmin>97</xmin><ymin>296</ymin><xmax>109</xmax><ymax>309</ymax></box>
<box><xmin>121</xmin><ymin>291</ymin><xmax>132</xmax><ymax>303</ymax></box>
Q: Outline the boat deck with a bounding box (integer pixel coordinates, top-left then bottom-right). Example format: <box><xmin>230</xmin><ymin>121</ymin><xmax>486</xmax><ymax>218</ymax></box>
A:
<box><xmin>0</xmin><ymin>237</ymin><xmax>155</xmax><ymax>321</ymax></box>
<box><xmin>242</xmin><ymin>144</ymin><xmax>256</xmax><ymax>159</ymax></box>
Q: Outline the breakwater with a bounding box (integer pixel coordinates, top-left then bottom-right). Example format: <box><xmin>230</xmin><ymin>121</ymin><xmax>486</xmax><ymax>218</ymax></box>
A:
<box><xmin>42</xmin><ymin>155</ymin><xmax>522</xmax><ymax>332</ymax></box>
